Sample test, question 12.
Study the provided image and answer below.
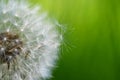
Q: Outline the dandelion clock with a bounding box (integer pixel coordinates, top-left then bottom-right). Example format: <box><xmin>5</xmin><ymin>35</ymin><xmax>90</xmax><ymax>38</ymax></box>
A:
<box><xmin>0</xmin><ymin>0</ymin><xmax>62</xmax><ymax>80</ymax></box>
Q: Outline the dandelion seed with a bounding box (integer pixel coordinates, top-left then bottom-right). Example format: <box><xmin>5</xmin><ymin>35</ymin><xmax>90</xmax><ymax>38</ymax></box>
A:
<box><xmin>0</xmin><ymin>0</ymin><xmax>62</xmax><ymax>80</ymax></box>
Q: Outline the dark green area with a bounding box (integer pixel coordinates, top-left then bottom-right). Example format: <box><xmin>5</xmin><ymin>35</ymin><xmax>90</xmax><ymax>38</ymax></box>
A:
<box><xmin>30</xmin><ymin>0</ymin><xmax>120</xmax><ymax>80</ymax></box>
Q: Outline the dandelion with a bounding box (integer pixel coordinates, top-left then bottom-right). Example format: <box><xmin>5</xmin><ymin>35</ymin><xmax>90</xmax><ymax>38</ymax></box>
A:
<box><xmin>0</xmin><ymin>0</ymin><xmax>61</xmax><ymax>80</ymax></box>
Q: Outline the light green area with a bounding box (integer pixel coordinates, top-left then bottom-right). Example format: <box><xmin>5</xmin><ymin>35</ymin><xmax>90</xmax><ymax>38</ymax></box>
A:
<box><xmin>30</xmin><ymin>0</ymin><xmax>120</xmax><ymax>80</ymax></box>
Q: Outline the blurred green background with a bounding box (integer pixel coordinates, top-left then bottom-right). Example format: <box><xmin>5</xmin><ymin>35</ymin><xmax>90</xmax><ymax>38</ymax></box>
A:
<box><xmin>30</xmin><ymin>0</ymin><xmax>120</xmax><ymax>80</ymax></box>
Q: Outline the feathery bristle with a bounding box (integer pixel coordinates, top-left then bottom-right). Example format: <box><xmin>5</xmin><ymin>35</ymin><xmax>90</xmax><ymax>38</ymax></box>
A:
<box><xmin>0</xmin><ymin>0</ymin><xmax>62</xmax><ymax>80</ymax></box>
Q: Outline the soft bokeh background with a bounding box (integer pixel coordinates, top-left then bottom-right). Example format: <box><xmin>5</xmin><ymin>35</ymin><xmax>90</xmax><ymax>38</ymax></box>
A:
<box><xmin>30</xmin><ymin>0</ymin><xmax>120</xmax><ymax>80</ymax></box>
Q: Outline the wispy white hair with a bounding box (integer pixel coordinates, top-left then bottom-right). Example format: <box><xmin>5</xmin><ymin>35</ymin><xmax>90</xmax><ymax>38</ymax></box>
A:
<box><xmin>0</xmin><ymin>0</ymin><xmax>61</xmax><ymax>80</ymax></box>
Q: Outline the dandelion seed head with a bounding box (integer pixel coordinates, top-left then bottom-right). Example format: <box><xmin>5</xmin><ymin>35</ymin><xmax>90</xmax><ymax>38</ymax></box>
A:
<box><xmin>6</xmin><ymin>28</ymin><xmax>10</xmax><ymax>32</ymax></box>
<box><xmin>1</xmin><ymin>47</ymin><xmax>5</xmax><ymax>51</ymax></box>
<box><xmin>3</xmin><ymin>37</ymin><xmax>7</xmax><ymax>41</ymax></box>
<box><xmin>0</xmin><ymin>0</ymin><xmax>62</xmax><ymax>80</ymax></box>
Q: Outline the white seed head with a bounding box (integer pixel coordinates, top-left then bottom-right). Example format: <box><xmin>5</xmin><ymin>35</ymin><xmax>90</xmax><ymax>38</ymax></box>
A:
<box><xmin>8</xmin><ymin>56</ymin><xmax>12</xmax><ymax>59</ymax></box>
<box><xmin>6</xmin><ymin>28</ymin><xmax>10</xmax><ymax>32</ymax></box>
<box><xmin>14</xmin><ymin>49</ymin><xmax>18</xmax><ymax>52</ymax></box>
<box><xmin>20</xmin><ymin>28</ymin><xmax>24</xmax><ymax>32</ymax></box>
<box><xmin>15</xmin><ymin>39</ymin><xmax>19</xmax><ymax>43</ymax></box>
<box><xmin>1</xmin><ymin>47</ymin><xmax>5</xmax><ymax>51</ymax></box>
<box><xmin>0</xmin><ymin>0</ymin><xmax>62</xmax><ymax>80</ymax></box>
<box><xmin>3</xmin><ymin>37</ymin><xmax>7</xmax><ymax>41</ymax></box>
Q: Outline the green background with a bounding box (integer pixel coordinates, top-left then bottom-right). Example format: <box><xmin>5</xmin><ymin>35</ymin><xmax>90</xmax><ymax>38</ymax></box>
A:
<box><xmin>30</xmin><ymin>0</ymin><xmax>120</xmax><ymax>80</ymax></box>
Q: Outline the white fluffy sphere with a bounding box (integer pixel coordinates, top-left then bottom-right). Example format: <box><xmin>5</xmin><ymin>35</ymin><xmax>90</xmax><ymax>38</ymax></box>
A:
<box><xmin>0</xmin><ymin>0</ymin><xmax>61</xmax><ymax>80</ymax></box>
